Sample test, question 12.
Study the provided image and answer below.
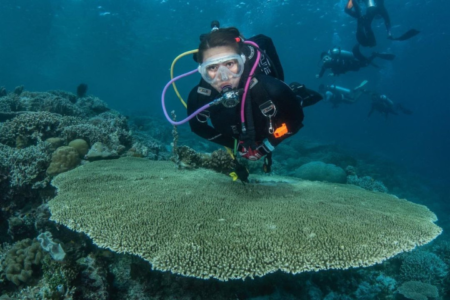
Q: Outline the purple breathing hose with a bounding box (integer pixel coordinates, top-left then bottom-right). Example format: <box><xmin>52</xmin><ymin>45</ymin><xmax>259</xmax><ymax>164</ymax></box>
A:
<box><xmin>162</xmin><ymin>40</ymin><xmax>261</xmax><ymax>127</ymax></box>
<box><xmin>161</xmin><ymin>68</ymin><xmax>211</xmax><ymax>126</ymax></box>
<box><xmin>240</xmin><ymin>40</ymin><xmax>261</xmax><ymax>124</ymax></box>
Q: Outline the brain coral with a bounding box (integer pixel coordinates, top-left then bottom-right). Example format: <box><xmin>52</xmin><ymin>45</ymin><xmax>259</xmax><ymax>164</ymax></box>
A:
<box><xmin>48</xmin><ymin>158</ymin><xmax>442</xmax><ymax>281</ymax></box>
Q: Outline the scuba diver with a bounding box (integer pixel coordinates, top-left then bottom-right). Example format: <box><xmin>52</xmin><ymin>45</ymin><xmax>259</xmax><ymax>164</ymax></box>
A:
<box><xmin>368</xmin><ymin>92</ymin><xmax>412</xmax><ymax>118</ymax></box>
<box><xmin>345</xmin><ymin>0</ymin><xmax>420</xmax><ymax>47</ymax></box>
<box><xmin>316</xmin><ymin>44</ymin><xmax>395</xmax><ymax>78</ymax></box>
<box><xmin>162</xmin><ymin>22</ymin><xmax>322</xmax><ymax>182</ymax></box>
<box><xmin>319</xmin><ymin>80</ymin><xmax>368</xmax><ymax>108</ymax></box>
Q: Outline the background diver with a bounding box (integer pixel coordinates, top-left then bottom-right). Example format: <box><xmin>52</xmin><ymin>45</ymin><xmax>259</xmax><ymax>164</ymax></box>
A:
<box><xmin>345</xmin><ymin>0</ymin><xmax>419</xmax><ymax>47</ymax></box>
<box><xmin>318</xmin><ymin>80</ymin><xmax>368</xmax><ymax>108</ymax></box>
<box><xmin>368</xmin><ymin>92</ymin><xmax>412</xmax><ymax>118</ymax></box>
<box><xmin>316</xmin><ymin>44</ymin><xmax>395</xmax><ymax>78</ymax></box>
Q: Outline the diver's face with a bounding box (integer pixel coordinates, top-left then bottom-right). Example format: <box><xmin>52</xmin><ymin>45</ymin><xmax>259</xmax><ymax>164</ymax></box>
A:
<box><xmin>202</xmin><ymin>46</ymin><xmax>242</xmax><ymax>92</ymax></box>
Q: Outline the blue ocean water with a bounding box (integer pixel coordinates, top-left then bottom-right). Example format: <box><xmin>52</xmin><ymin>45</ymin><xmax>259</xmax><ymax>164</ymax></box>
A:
<box><xmin>1</xmin><ymin>0</ymin><xmax>450</xmax><ymax>298</ymax></box>
<box><xmin>1</xmin><ymin>0</ymin><xmax>449</xmax><ymax>183</ymax></box>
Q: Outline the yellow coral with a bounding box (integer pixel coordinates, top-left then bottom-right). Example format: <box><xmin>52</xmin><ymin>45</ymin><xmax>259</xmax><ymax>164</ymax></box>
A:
<box><xmin>48</xmin><ymin>158</ymin><xmax>442</xmax><ymax>281</ymax></box>
<box><xmin>47</xmin><ymin>146</ymin><xmax>80</xmax><ymax>176</ymax></box>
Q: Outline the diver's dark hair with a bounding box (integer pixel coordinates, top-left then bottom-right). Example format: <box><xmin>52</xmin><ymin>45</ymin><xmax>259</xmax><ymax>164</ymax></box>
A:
<box><xmin>196</xmin><ymin>27</ymin><xmax>243</xmax><ymax>63</ymax></box>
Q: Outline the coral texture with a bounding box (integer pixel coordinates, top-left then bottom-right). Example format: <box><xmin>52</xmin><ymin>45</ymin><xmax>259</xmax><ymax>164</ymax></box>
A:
<box><xmin>48</xmin><ymin>158</ymin><xmax>442</xmax><ymax>281</ymax></box>
<box><xmin>0</xmin><ymin>142</ymin><xmax>52</xmax><ymax>188</ymax></box>
<box><xmin>2</xmin><ymin>239</ymin><xmax>43</xmax><ymax>286</ymax></box>
<box><xmin>347</xmin><ymin>175</ymin><xmax>388</xmax><ymax>193</ymax></box>
<box><xmin>46</xmin><ymin>146</ymin><xmax>80</xmax><ymax>176</ymax></box>
<box><xmin>0</xmin><ymin>111</ymin><xmax>81</xmax><ymax>147</ymax></box>
<box><xmin>397</xmin><ymin>281</ymin><xmax>439</xmax><ymax>300</ymax></box>
<box><xmin>400</xmin><ymin>250</ymin><xmax>448</xmax><ymax>283</ymax></box>
<box><xmin>293</xmin><ymin>161</ymin><xmax>347</xmax><ymax>183</ymax></box>
<box><xmin>68</xmin><ymin>139</ymin><xmax>89</xmax><ymax>157</ymax></box>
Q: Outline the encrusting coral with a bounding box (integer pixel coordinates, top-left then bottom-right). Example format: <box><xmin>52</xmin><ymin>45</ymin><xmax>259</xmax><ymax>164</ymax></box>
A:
<box><xmin>48</xmin><ymin>157</ymin><xmax>442</xmax><ymax>281</ymax></box>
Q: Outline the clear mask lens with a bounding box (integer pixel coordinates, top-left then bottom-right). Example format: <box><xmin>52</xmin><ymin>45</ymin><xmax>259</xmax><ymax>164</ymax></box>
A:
<box><xmin>199</xmin><ymin>54</ymin><xmax>245</xmax><ymax>84</ymax></box>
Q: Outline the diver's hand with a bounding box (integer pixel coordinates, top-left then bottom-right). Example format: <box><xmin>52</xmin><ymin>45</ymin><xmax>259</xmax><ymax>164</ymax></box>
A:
<box><xmin>238</xmin><ymin>141</ymin><xmax>270</xmax><ymax>161</ymax></box>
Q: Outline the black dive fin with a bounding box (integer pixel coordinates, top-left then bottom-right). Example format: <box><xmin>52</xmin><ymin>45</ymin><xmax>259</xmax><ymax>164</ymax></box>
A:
<box><xmin>391</xmin><ymin>29</ymin><xmax>420</xmax><ymax>41</ymax></box>
<box><xmin>375</xmin><ymin>53</ymin><xmax>396</xmax><ymax>61</ymax></box>
<box><xmin>290</xmin><ymin>82</ymin><xmax>323</xmax><ymax>108</ymax></box>
<box><xmin>352</xmin><ymin>43</ymin><xmax>365</xmax><ymax>62</ymax></box>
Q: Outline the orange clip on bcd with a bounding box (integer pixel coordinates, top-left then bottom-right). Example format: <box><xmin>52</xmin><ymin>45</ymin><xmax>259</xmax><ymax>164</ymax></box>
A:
<box><xmin>274</xmin><ymin>123</ymin><xmax>288</xmax><ymax>138</ymax></box>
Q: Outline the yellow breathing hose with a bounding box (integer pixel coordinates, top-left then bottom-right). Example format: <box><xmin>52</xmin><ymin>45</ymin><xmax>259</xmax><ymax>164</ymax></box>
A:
<box><xmin>170</xmin><ymin>49</ymin><xmax>235</xmax><ymax>160</ymax></box>
<box><xmin>170</xmin><ymin>49</ymin><xmax>198</xmax><ymax>108</ymax></box>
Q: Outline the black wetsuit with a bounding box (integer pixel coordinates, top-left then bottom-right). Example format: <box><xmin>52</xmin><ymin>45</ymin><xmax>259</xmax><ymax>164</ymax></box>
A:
<box><xmin>345</xmin><ymin>0</ymin><xmax>391</xmax><ymax>47</ymax></box>
<box><xmin>318</xmin><ymin>57</ymin><xmax>365</xmax><ymax>78</ymax></box>
<box><xmin>368</xmin><ymin>97</ymin><xmax>396</xmax><ymax>118</ymax></box>
<box><xmin>187</xmin><ymin>35</ymin><xmax>320</xmax><ymax>150</ymax></box>
<box><xmin>187</xmin><ymin>74</ymin><xmax>304</xmax><ymax>149</ymax></box>
<box><xmin>319</xmin><ymin>46</ymin><xmax>375</xmax><ymax>78</ymax></box>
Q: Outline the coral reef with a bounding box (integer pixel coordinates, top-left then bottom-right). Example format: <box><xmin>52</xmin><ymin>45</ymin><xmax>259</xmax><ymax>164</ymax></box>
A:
<box><xmin>85</xmin><ymin>142</ymin><xmax>119</xmax><ymax>161</ymax></box>
<box><xmin>17</xmin><ymin>91</ymin><xmax>85</xmax><ymax>117</ymax></box>
<box><xmin>0</xmin><ymin>141</ymin><xmax>52</xmax><ymax>189</ymax></box>
<box><xmin>48</xmin><ymin>157</ymin><xmax>441</xmax><ymax>281</ymax></box>
<box><xmin>0</xmin><ymin>89</ymin><xmax>133</xmax><ymax>209</ymax></box>
<box><xmin>61</xmin><ymin>112</ymin><xmax>132</xmax><ymax>152</ymax></box>
<box><xmin>1</xmin><ymin>87</ymin><xmax>448</xmax><ymax>299</ymax></box>
<box><xmin>76</xmin><ymin>254</ymin><xmax>111</xmax><ymax>299</ymax></box>
<box><xmin>1</xmin><ymin>239</ymin><xmax>43</xmax><ymax>286</ymax></box>
<box><xmin>397</xmin><ymin>280</ymin><xmax>439</xmax><ymax>300</ymax></box>
<box><xmin>173</xmin><ymin>145</ymin><xmax>235</xmax><ymax>173</ymax></box>
<box><xmin>37</xmin><ymin>231</ymin><xmax>66</xmax><ymax>261</ymax></box>
<box><xmin>75</xmin><ymin>96</ymin><xmax>110</xmax><ymax>116</ymax></box>
<box><xmin>399</xmin><ymin>250</ymin><xmax>448</xmax><ymax>284</ymax></box>
<box><xmin>347</xmin><ymin>175</ymin><xmax>388</xmax><ymax>193</ymax></box>
<box><xmin>0</xmin><ymin>111</ymin><xmax>81</xmax><ymax>147</ymax></box>
<box><xmin>68</xmin><ymin>139</ymin><xmax>89</xmax><ymax>157</ymax></box>
<box><xmin>46</xmin><ymin>146</ymin><xmax>81</xmax><ymax>176</ymax></box>
<box><xmin>293</xmin><ymin>161</ymin><xmax>347</xmax><ymax>183</ymax></box>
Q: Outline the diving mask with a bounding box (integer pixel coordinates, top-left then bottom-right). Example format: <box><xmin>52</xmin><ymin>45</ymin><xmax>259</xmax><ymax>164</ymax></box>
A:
<box><xmin>198</xmin><ymin>53</ymin><xmax>245</xmax><ymax>85</ymax></box>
